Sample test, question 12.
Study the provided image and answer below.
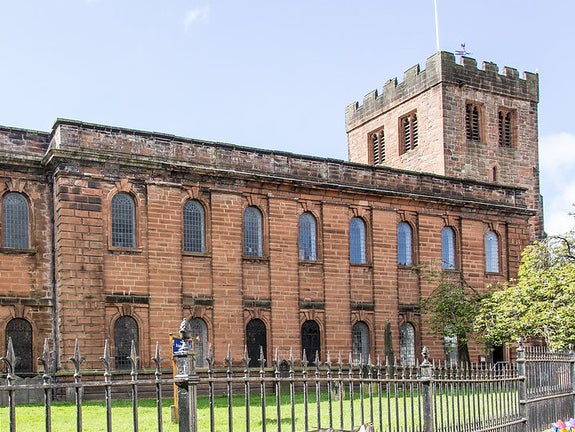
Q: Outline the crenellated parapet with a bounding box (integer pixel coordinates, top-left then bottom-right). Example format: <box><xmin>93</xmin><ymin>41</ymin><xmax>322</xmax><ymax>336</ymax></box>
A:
<box><xmin>345</xmin><ymin>51</ymin><xmax>539</xmax><ymax>131</ymax></box>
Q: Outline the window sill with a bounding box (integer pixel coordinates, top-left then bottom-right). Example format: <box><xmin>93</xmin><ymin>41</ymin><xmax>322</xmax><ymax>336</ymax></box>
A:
<box><xmin>108</xmin><ymin>247</ymin><xmax>143</xmax><ymax>255</ymax></box>
<box><xmin>0</xmin><ymin>247</ymin><xmax>36</xmax><ymax>255</ymax></box>
<box><xmin>350</xmin><ymin>262</ymin><xmax>372</xmax><ymax>269</ymax></box>
<box><xmin>182</xmin><ymin>251</ymin><xmax>211</xmax><ymax>258</ymax></box>
<box><xmin>298</xmin><ymin>260</ymin><xmax>321</xmax><ymax>266</ymax></box>
<box><xmin>242</xmin><ymin>256</ymin><xmax>269</xmax><ymax>263</ymax></box>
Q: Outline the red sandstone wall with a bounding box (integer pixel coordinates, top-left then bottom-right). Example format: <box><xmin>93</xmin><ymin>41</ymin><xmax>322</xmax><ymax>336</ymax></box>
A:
<box><xmin>0</xmin><ymin>119</ymin><xmax>535</xmax><ymax>371</ymax></box>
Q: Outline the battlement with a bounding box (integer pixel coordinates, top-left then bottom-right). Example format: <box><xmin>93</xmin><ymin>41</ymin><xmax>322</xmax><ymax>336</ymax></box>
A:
<box><xmin>345</xmin><ymin>51</ymin><xmax>539</xmax><ymax>131</ymax></box>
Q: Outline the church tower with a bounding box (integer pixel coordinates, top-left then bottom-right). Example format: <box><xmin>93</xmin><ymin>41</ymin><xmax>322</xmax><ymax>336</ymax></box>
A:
<box><xmin>345</xmin><ymin>51</ymin><xmax>543</xmax><ymax>239</ymax></box>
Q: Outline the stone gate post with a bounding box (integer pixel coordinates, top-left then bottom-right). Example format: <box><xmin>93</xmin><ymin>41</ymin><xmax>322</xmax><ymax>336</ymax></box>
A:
<box><xmin>174</xmin><ymin>319</ymin><xmax>200</xmax><ymax>432</ymax></box>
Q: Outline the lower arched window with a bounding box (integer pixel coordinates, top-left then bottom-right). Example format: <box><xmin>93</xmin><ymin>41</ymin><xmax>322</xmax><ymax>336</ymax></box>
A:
<box><xmin>246</xmin><ymin>319</ymin><xmax>267</xmax><ymax>367</ymax></box>
<box><xmin>301</xmin><ymin>320</ymin><xmax>321</xmax><ymax>362</ymax></box>
<box><xmin>352</xmin><ymin>321</ymin><xmax>370</xmax><ymax>364</ymax></box>
<box><xmin>189</xmin><ymin>318</ymin><xmax>208</xmax><ymax>368</ymax></box>
<box><xmin>6</xmin><ymin>318</ymin><xmax>33</xmax><ymax>374</ymax></box>
<box><xmin>399</xmin><ymin>322</ymin><xmax>416</xmax><ymax>366</ymax></box>
<box><xmin>114</xmin><ymin>316</ymin><xmax>139</xmax><ymax>369</ymax></box>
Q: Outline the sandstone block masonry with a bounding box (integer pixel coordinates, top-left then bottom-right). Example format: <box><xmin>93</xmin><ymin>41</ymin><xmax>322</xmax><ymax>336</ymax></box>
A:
<box><xmin>0</xmin><ymin>51</ymin><xmax>541</xmax><ymax>372</ymax></box>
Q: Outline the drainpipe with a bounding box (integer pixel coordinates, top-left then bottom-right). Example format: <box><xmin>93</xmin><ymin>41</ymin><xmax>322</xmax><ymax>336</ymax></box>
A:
<box><xmin>47</xmin><ymin>170</ymin><xmax>60</xmax><ymax>372</ymax></box>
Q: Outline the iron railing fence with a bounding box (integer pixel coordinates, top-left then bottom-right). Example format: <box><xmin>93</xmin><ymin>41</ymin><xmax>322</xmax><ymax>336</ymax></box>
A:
<box><xmin>0</xmin><ymin>338</ymin><xmax>573</xmax><ymax>432</ymax></box>
<box><xmin>523</xmin><ymin>346</ymin><xmax>575</xmax><ymax>432</ymax></box>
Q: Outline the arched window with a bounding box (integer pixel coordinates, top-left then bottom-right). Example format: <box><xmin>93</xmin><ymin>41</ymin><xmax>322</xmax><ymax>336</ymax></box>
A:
<box><xmin>189</xmin><ymin>318</ymin><xmax>208</xmax><ymax>368</ymax></box>
<box><xmin>114</xmin><ymin>316</ymin><xmax>138</xmax><ymax>369</ymax></box>
<box><xmin>399</xmin><ymin>323</ymin><xmax>416</xmax><ymax>366</ymax></box>
<box><xmin>301</xmin><ymin>320</ymin><xmax>321</xmax><ymax>362</ymax></box>
<box><xmin>183</xmin><ymin>200</ymin><xmax>205</xmax><ymax>253</ymax></box>
<box><xmin>111</xmin><ymin>193</ymin><xmax>136</xmax><ymax>248</ymax></box>
<box><xmin>298</xmin><ymin>212</ymin><xmax>317</xmax><ymax>261</ymax></box>
<box><xmin>397</xmin><ymin>222</ymin><xmax>413</xmax><ymax>266</ymax></box>
<box><xmin>2</xmin><ymin>192</ymin><xmax>29</xmax><ymax>249</ymax></box>
<box><xmin>246</xmin><ymin>319</ymin><xmax>267</xmax><ymax>367</ymax></box>
<box><xmin>441</xmin><ymin>227</ymin><xmax>456</xmax><ymax>270</ymax></box>
<box><xmin>485</xmin><ymin>231</ymin><xmax>500</xmax><ymax>273</ymax></box>
<box><xmin>349</xmin><ymin>217</ymin><xmax>366</xmax><ymax>264</ymax></box>
<box><xmin>243</xmin><ymin>206</ymin><xmax>263</xmax><ymax>257</ymax></box>
<box><xmin>352</xmin><ymin>321</ymin><xmax>370</xmax><ymax>364</ymax></box>
<box><xmin>6</xmin><ymin>318</ymin><xmax>33</xmax><ymax>373</ymax></box>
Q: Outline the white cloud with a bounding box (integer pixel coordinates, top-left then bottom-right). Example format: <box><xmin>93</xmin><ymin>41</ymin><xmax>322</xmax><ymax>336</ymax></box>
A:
<box><xmin>540</xmin><ymin>133</ymin><xmax>575</xmax><ymax>235</ymax></box>
<box><xmin>184</xmin><ymin>6</ymin><xmax>209</xmax><ymax>30</ymax></box>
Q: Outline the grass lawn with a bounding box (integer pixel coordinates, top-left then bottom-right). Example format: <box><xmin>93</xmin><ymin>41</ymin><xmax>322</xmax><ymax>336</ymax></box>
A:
<box><xmin>0</xmin><ymin>387</ymin><xmax>517</xmax><ymax>431</ymax></box>
<box><xmin>0</xmin><ymin>388</ymin><xmax>415</xmax><ymax>432</ymax></box>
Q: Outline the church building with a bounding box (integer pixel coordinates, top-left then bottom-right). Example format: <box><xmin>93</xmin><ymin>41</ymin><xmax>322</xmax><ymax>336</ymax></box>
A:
<box><xmin>0</xmin><ymin>51</ymin><xmax>541</xmax><ymax>372</ymax></box>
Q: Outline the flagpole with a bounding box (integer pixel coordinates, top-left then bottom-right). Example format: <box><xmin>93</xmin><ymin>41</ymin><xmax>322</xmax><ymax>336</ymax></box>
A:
<box><xmin>434</xmin><ymin>0</ymin><xmax>440</xmax><ymax>52</ymax></box>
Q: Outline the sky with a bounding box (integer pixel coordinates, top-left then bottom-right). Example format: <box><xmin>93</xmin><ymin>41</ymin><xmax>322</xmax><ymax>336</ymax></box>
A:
<box><xmin>1</xmin><ymin>0</ymin><xmax>574</xmax><ymax>235</ymax></box>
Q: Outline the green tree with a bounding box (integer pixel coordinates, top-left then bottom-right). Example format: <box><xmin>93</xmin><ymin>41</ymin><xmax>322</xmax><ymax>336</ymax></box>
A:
<box><xmin>384</xmin><ymin>320</ymin><xmax>395</xmax><ymax>366</ymax></box>
<box><xmin>475</xmin><ymin>231</ymin><xmax>575</xmax><ymax>350</ymax></box>
<box><xmin>419</xmin><ymin>268</ymin><xmax>488</xmax><ymax>365</ymax></box>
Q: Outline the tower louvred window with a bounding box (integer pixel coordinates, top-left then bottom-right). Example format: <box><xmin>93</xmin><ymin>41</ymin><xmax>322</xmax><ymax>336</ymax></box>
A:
<box><xmin>466</xmin><ymin>103</ymin><xmax>481</xmax><ymax>141</ymax></box>
<box><xmin>498</xmin><ymin>109</ymin><xmax>514</xmax><ymax>147</ymax></box>
<box><xmin>400</xmin><ymin>112</ymin><xmax>418</xmax><ymax>154</ymax></box>
<box><xmin>370</xmin><ymin>128</ymin><xmax>385</xmax><ymax>165</ymax></box>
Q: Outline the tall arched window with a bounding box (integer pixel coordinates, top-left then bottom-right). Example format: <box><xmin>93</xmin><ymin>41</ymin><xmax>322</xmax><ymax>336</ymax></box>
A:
<box><xmin>349</xmin><ymin>217</ymin><xmax>366</xmax><ymax>264</ymax></box>
<box><xmin>189</xmin><ymin>318</ymin><xmax>208</xmax><ymax>368</ymax></box>
<box><xmin>352</xmin><ymin>321</ymin><xmax>370</xmax><ymax>364</ymax></box>
<box><xmin>183</xmin><ymin>200</ymin><xmax>205</xmax><ymax>253</ymax></box>
<box><xmin>397</xmin><ymin>222</ymin><xmax>413</xmax><ymax>266</ymax></box>
<box><xmin>441</xmin><ymin>227</ymin><xmax>456</xmax><ymax>270</ymax></box>
<box><xmin>6</xmin><ymin>318</ymin><xmax>33</xmax><ymax>373</ymax></box>
<box><xmin>114</xmin><ymin>316</ymin><xmax>138</xmax><ymax>369</ymax></box>
<box><xmin>246</xmin><ymin>319</ymin><xmax>267</xmax><ymax>367</ymax></box>
<box><xmin>243</xmin><ymin>206</ymin><xmax>263</xmax><ymax>257</ymax></box>
<box><xmin>298</xmin><ymin>212</ymin><xmax>317</xmax><ymax>261</ymax></box>
<box><xmin>2</xmin><ymin>192</ymin><xmax>29</xmax><ymax>249</ymax></box>
<box><xmin>485</xmin><ymin>231</ymin><xmax>500</xmax><ymax>273</ymax></box>
<box><xmin>399</xmin><ymin>322</ymin><xmax>416</xmax><ymax>366</ymax></box>
<box><xmin>301</xmin><ymin>320</ymin><xmax>321</xmax><ymax>362</ymax></box>
<box><xmin>111</xmin><ymin>193</ymin><xmax>136</xmax><ymax>248</ymax></box>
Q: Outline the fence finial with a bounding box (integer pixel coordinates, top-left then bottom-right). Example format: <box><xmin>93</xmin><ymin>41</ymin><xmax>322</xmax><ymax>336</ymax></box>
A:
<box><xmin>421</xmin><ymin>346</ymin><xmax>430</xmax><ymax>367</ymax></box>
<box><xmin>1</xmin><ymin>337</ymin><xmax>16</xmax><ymax>380</ymax></box>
